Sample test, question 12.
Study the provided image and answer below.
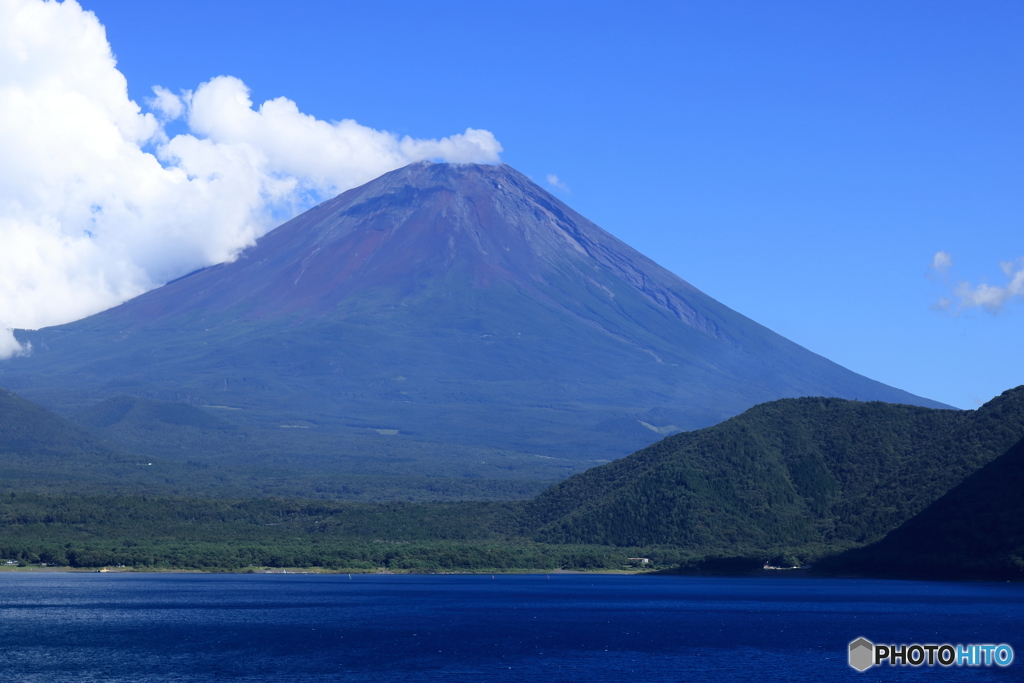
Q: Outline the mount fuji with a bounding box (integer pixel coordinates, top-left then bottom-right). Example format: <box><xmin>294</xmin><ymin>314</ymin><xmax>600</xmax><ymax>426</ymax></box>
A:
<box><xmin>2</xmin><ymin>162</ymin><xmax>947</xmax><ymax>477</ymax></box>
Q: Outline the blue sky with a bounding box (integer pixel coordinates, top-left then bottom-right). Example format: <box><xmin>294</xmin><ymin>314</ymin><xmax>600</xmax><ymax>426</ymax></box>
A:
<box><xmin>3</xmin><ymin>0</ymin><xmax>1022</xmax><ymax>409</ymax></box>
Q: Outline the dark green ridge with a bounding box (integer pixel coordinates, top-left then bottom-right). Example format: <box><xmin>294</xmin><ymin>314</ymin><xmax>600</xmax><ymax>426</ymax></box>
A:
<box><xmin>822</xmin><ymin>434</ymin><xmax>1024</xmax><ymax>580</ymax></box>
<box><xmin>519</xmin><ymin>386</ymin><xmax>1024</xmax><ymax>553</ymax></box>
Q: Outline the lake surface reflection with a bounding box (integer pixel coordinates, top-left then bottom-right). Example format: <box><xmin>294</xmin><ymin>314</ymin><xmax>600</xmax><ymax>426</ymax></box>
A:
<box><xmin>0</xmin><ymin>572</ymin><xmax>1021</xmax><ymax>682</ymax></box>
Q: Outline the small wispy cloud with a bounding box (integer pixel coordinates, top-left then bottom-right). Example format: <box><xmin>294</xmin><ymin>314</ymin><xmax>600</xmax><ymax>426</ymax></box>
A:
<box><xmin>147</xmin><ymin>85</ymin><xmax>185</xmax><ymax>121</ymax></box>
<box><xmin>930</xmin><ymin>252</ymin><xmax>1024</xmax><ymax>314</ymax></box>
<box><xmin>930</xmin><ymin>251</ymin><xmax>952</xmax><ymax>275</ymax></box>
<box><xmin>546</xmin><ymin>174</ymin><xmax>570</xmax><ymax>192</ymax></box>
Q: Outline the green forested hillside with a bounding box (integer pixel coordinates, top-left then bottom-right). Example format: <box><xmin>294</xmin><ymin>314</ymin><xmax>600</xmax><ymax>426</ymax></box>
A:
<box><xmin>823</xmin><ymin>436</ymin><xmax>1024</xmax><ymax>580</ymax></box>
<box><xmin>519</xmin><ymin>387</ymin><xmax>1024</xmax><ymax>557</ymax></box>
<box><xmin>0</xmin><ymin>387</ymin><xmax>151</xmax><ymax>490</ymax></box>
<box><xmin>0</xmin><ymin>387</ymin><xmax>120</xmax><ymax>457</ymax></box>
<box><xmin>5</xmin><ymin>385</ymin><xmax>1024</xmax><ymax>572</ymax></box>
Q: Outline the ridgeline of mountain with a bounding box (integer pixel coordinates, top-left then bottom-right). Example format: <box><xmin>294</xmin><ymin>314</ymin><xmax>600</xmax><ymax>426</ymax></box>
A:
<box><xmin>518</xmin><ymin>387</ymin><xmax>1024</xmax><ymax>557</ymax></box>
<box><xmin>1</xmin><ymin>162</ymin><xmax>947</xmax><ymax>473</ymax></box>
<box><xmin>823</xmin><ymin>434</ymin><xmax>1024</xmax><ymax>580</ymax></box>
<box><xmin>0</xmin><ymin>386</ymin><xmax>149</xmax><ymax>493</ymax></box>
<box><xmin>0</xmin><ymin>387</ymin><xmax>116</xmax><ymax>459</ymax></box>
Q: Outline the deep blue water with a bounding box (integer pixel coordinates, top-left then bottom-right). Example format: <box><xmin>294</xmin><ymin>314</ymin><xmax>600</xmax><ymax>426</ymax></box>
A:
<box><xmin>0</xmin><ymin>573</ymin><xmax>1021</xmax><ymax>682</ymax></box>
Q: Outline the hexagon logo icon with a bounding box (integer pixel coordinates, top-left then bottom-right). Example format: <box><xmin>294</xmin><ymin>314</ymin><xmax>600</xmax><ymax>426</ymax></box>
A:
<box><xmin>849</xmin><ymin>637</ymin><xmax>874</xmax><ymax>671</ymax></box>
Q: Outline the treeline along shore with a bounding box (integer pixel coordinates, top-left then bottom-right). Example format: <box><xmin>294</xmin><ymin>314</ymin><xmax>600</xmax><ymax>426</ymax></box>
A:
<box><xmin>2</xmin><ymin>386</ymin><xmax>1024</xmax><ymax>578</ymax></box>
<box><xmin>0</xmin><ymin>494</ymin><xmax>685</xmax><ymax>572</ymax></box>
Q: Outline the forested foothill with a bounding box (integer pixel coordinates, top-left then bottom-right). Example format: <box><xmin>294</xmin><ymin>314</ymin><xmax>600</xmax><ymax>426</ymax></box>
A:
<box><xmin>2</xmin><ymin>385</ymin><xmax>1023</xmax><ymax>577</ymax></box>
<box><xmin>820</xmin><ymin>435</ymin><xmax>1024</xmax><ymax>580</ymax></box>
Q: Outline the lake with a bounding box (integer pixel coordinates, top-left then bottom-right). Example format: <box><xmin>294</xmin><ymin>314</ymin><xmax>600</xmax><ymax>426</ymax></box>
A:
<box><xmin>0</xmin><ymin>572</ymin><xmax>1021</xmax><ymax>681</ymax></box>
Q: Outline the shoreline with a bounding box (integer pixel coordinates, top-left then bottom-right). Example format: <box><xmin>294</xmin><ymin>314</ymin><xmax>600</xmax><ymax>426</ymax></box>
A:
<box><xmin>4</xmin><ymin>564</ymin><xmax>1013</xmax><ymax>582</ymax></box>
<box><xmin>0</xmin><ymin>565</ymin><xmax>857</xmax><ymax>579</ymax></box>
<box><xmin>0</xmin><ymin>565</ymin><xmax>656</xmax><ymax>576</ymax></box>
<box><xmin>4</xmin><ymin>565</ymin><xmax>1015</xmax><ymax>581</ymax></box>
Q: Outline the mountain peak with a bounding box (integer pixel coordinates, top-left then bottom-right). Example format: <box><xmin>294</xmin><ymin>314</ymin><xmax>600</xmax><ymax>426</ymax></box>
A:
<box><xmin>4</xmin><ymin>162</ymin><xmax>949</xmax><ymax>466</ymax></box>
<box><xmin>111</xmin><ymin>161</ymin><xmax>720</xmax><ymax>337</ymax></box>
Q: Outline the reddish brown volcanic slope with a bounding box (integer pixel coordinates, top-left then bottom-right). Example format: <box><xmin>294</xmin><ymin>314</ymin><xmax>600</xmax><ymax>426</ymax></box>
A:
<box><xmin>124</xmin><ymin>162</ymin><xmax>720</xmax><ymax>336</ymax></box>
<box><xmin>3</xmin><ymin>162</ymin><xmax>948</xmax><ymax>464</ymax></box>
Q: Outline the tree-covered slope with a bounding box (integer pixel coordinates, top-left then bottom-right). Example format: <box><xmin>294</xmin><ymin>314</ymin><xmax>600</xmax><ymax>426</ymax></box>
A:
<box><xmin>0</xmin><ymin>387</ymin><xmax>119</xmax><ymax>458</ymax></box>
<box><xmin>0</xmin><ymin>387</ymin><xmax>553</xmax><ymax>501</ymax></box>
<box><xmin>520</xmin><ymin>387</ymin><xmax>1024</xmax><ymax>554</ymax></box>
<box><xmin>823</xmin><ymin>435</ymin><xmax>1024</xmax><ymax>580</ymax></box>
<box><xmin>0</xmin><ymin>386</ymin><xmax>155</xmax><ymax>491</ymax></box>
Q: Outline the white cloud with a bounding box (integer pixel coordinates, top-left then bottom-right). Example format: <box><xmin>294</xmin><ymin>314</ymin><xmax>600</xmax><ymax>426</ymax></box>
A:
<box><xmin>183</xmin><ymin>75</ymin><xmax>501</xmax><ymax>202</ymax></box>
<box><xmin>0</xmin><ymin>0</ymin><xmax>502</xmax><ymax>358</ymax></box>
<box><xmin>546</xmin><ymin>174</ymin><xmax>569</xmax><ymax>191</ymax></box>
<box><xmin>931</xmin><ymin>253</ymin><xmax>1024</xmax><ymax>314</ymax></box>
<box><xmin>930</xmin><ymin>250</ymin><xmax>952</xmax><ymax>274</ymax></box>
<box><xmin>952</xmin><ymin>258</ymin><xmax>1024</xmax><ymax>313</ymax></box>
<box><xmin>0</xmin><ymin>329</ymin><xmax>29</xmax><ymax>358</ymax></box>
<box><xmin>147</xmin><ymin>85</ymin><xmax>184</xmax><ymax>121</ymax></box>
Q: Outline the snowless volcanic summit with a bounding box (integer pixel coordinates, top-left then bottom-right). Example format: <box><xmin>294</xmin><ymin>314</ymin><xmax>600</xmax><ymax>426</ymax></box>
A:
<box><xmin>3</xmin><ymin>162</ymin><xmax>946</xmax><ymax>464</ymax></box>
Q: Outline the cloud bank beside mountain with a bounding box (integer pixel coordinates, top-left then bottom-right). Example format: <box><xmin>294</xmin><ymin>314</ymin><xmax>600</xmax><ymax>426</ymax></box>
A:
<box><xmin>0</xmin><ymin>0</ymin><xmax>501</xmax><ymax>357</ymax></box>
